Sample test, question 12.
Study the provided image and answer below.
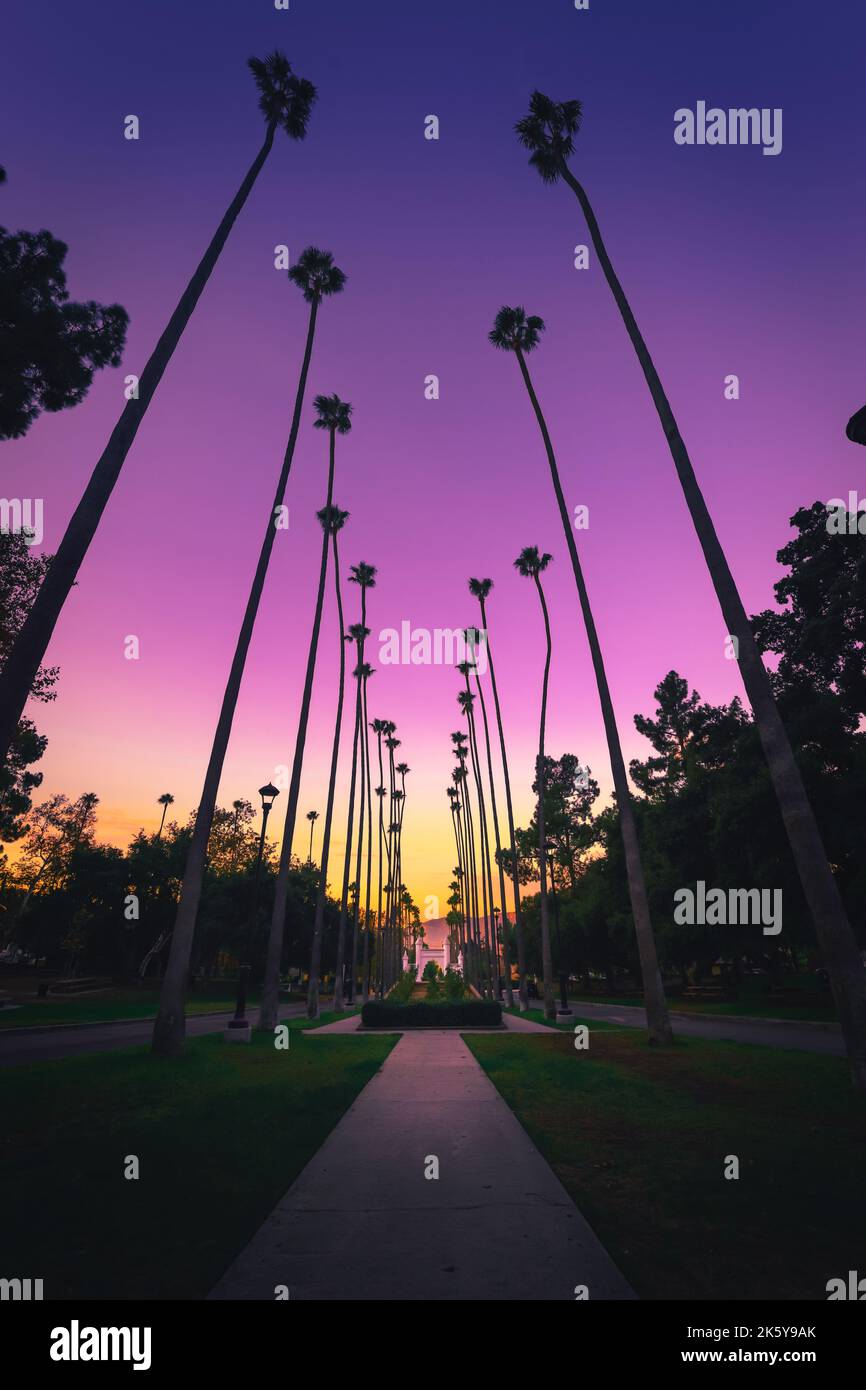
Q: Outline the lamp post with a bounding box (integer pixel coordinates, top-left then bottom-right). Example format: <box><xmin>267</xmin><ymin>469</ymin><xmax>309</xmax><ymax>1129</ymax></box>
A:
<box><xmin>493</xmin><ymin>905</ymin><xmax>502</xmax><ymax>997</ymax></box>
<box><xmin>227</xmin><ymin>782</ymin><xmax>279</xmax><ymax>1041</ymax></box>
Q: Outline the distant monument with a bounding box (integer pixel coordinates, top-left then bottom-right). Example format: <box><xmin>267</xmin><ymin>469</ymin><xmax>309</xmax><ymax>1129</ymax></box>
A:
<box><xmin>413</xmin><ymin>918</ymin><xmax>457</xmax><ymax>981</ymax></box>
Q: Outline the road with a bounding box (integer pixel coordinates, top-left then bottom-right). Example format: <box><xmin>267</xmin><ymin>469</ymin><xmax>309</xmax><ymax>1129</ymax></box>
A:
<box><xmin>569</xmin><ymin>999</ymin><xmax>845</xmax><ymax>1056</ymax></box>
<box><xmin>0</xmin><ymin>1003</ymin><xmax>308</xmax><ymax>1066</ymax></box>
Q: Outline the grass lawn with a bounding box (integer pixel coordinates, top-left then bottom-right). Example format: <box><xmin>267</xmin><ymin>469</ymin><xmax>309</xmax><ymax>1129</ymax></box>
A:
<box><xmin>0</xmin><ymin>985</ymin><xmax>308</xmax><ymax>1030</ymax></box>
<box><xmin>505</xmin><ymin>1006</ymin><xmax>623</xmax><ymax>1033</ymax></box>
<box><xmin>465</xmin><ymin>1029</ymin><xmax>865</xmax><ymax>1300</ymax></box>
<box><xmin>1</xmin><ymin>1024</ymin><xmax>395</xmax><ymax>1299</ymax></box>
<box><xmin>571</xmin><ymin>993</ymin><xmax>838</xmax><ymax>1023</ymax></box>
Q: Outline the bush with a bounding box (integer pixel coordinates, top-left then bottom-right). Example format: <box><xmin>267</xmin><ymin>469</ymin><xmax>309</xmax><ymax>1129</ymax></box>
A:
<box><xmin>361</xmin><ymin>999</ymin><xmax>502</xmax><ymax>1029</ymax></box>
<box><xmin>387</xmin><ymin>971</ymin><xmax>416</xmax><ymax>1004</ymax></box>
<box><xmin>443</xmin><ymin>967</ymin><xmax>466</xmax><ymax>1001</ymax></box>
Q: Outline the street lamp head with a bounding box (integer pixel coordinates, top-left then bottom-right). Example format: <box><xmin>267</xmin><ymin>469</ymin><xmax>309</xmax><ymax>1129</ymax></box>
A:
<box><xmin>259</xmin><ymin>782</ymin><xmax>280</xmax><ymax>810</ymax></box>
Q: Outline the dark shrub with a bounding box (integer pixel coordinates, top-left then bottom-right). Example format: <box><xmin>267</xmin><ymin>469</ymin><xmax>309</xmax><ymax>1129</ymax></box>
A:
<box><xmin>361</xmin><ymin>1000</ymin><xmax>502</xmax><ymax>1028</ymax></box>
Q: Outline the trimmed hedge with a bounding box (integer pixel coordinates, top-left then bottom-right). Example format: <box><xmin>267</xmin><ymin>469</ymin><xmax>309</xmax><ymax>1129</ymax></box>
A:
<box><xmin>361</xmin><ymin>1000</ymin><xmax>502</xmax><ymax>1029</ymax></box>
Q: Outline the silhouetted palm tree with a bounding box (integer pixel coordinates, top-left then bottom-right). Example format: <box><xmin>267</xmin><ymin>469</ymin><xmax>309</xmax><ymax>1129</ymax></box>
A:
<box><xmin>308</xmin><ymin>506</ymin><xmax>350</xmax><ymax>1018</ymax></box>
<box><xmin>457</xmin><ymin>679</ymin><xmax>496</xmax><ymax>994</ymax></box>
<box><xmin>516</xmin><ymin>93</ymin><xmax>866</xmax><ymax>1082</ymax></box>
<box><xmin>354</xmin><ymin>661</ymin><xmax>375</xmax><ymax>1002</ymax></box>
<box><xmin>370</xmin><ymin>718</ymin><xmax>389</xmax><ymax>996</ymax></box>
<box><xmin>360</xmin><ymin>664</ymin><xmax>376</xmax><ymax>1002</ymax></box>
<box><xmin>259</xmin><ymin>394</ymin><xmax>353</xmax><ymax>1032</ymax></box>
<box><xmin>156</xmin><ymin>793</ymin><xmax>174</xmax><ymax>841</ymax></box>
<box><xmin>468</xmin><ymin>579</ymin><xmax>527</xmax><ymax>1008</ymax></box>
<box><xmin>491</xmin><ymin>305</ymin><xmax>672</xmax><ymax>1046</ymax></box>
<box><xmin>1</xmin><ymin>53</ymin><xmax>317</xmax><ymax>777</ymax></box>
<box><xmin>514</xmin><ymin>546</ymin><xmax>556</xmax><ymax>1020</ymax></box>
<box><xmin>464</xmin><ymin>629</ymin><xmax>512</xmax><ymax>1005</ymax></box>
<box><xmin>306</xmin><ymin>809</ymin><xmax>319</xmax><ymax>864</ymax></box>
<box><xmin>333</xmin><ymin>622</ymin><xmax>370</xmax><ymax>1010</ymax></box>
<box><xmin>151</xmin><ymin>257</ymin><xmax>346</xmax><ymax>1054</ymax></box>
<box><xmin>347</xmin><ymin>562</ymin><xmax>376</xmax><ymax>1001</ymax></box>
<box><xmin>846</xmin><ymin>405</ymin><xmax>866</xmax><ymax>445</ymax></box>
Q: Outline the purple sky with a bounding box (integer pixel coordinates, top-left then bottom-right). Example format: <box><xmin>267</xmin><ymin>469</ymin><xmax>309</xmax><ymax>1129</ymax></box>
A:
<box><xmin>4</xmin><ymin>0</ymin><xmax>865</xmax><ymax>910</ymax></box>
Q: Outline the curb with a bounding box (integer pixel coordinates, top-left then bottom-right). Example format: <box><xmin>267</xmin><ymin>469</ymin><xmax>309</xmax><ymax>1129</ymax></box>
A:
<box><xmin>0</xmin><ymin>1002</ymin><xmax>305</xmax><ymax>1040</ymax></box>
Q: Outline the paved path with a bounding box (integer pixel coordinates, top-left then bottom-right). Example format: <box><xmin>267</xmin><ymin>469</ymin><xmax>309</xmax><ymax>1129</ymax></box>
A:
<box><xmin>0</xmin><ymin>1004</ymin><xmax>307</xmax><ymax>1066</ymax></box>
<box><xmin>569</xmin><ymin>999</ymin><xmax>845</xmax><ymax>1056</ymax></box>
<box><xmin>210</xmin><ymin>1029</ymin><xmax>634</xmax><ymax>1301</ymax></box>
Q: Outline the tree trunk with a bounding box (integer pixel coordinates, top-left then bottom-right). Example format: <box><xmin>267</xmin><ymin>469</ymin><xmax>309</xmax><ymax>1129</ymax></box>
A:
<box><xmin>1</xmin><ymin>124</ymin><xmax>278</xmax><ymax>773</ymax></box>
<box><xmin>514</xmin><ymin>345</ymin><xmax>673</xmax><ymax>1046</ymax></box>
<box><xmin>332</xmin><ymin>645</ymin><xmax>363</xmax><ymax>1011</ymax></box>
<box><xmin>480</xmin><ymin>598</ymin><xmax>528</xmax><ymax>1009</ymax></box>
<box><xmin>259</xmin><ymin>429</ymin><xmax>337</xmax><ymax>1031</ymax></box>
<box><xmin>361</xmin><ymin>676</ymin><xmax>374</xmax><ymax>1002</ymax></box>
<box><xmin>533</xmin><ymin>573</ymin><xmax>556</xmax><ymax>1021</ymax></box>
<box><xmin>152</xmin><ymin>295</ymin><xmax>318</xmax><ymax>1055</ymax></box>
<box><xmin>561</xmin><ymin>164</ymin><xmax>866</xmax><ymax>1085</ymax></box>
<box><xmin>471</xmin><ymin>660</ymin><xmax>513</xmax><ymax>1005</ymax></box>
<box><xmin>308</xmin><ymin>522</ymin><xmax>347</xmax><ymax>1018</ymax></box>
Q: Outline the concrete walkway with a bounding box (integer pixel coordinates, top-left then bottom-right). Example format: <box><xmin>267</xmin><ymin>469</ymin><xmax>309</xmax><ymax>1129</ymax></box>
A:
<box><xmin>210</xmin><ymin>1030</ymin><xmax>634</xmax><ymax>1301</ymax></box>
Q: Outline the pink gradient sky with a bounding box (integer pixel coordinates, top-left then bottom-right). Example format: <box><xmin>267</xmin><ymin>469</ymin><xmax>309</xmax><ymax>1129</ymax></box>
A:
<box><xmin>4</xmin><ymin>0</ymin><xmax>865</xmax><ymax>911</ymax></box>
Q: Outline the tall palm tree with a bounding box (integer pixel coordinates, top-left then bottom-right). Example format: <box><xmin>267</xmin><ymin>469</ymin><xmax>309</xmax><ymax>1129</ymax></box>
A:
<box><xmin>384</xmin><ymin>729</ymin><xmax>400</xmax><ymax>984</ymax></box>
<box><xmin>360</xmin><ymin>667</ymin><xmax>376</xmax><ymax>1002</ymax></box>
<box><xmin>516</xmin><ymin>92</ymin><xmax>866</xmax><ymax>1083</ymax></box>
<box><xmin>464</xmin><ymin>628</ymin><xmax>512</xmax><ymax>1005</ymax></box>
<box><xmin>347</xmin><ymin>562</ymin><xmax>376</xmax><ymax>1001</ymax></box>
<box><xmin>333</xmin><ymin>621</ymin><xmax>370</xmax><ymax>1011</ymax></box>
<box><xmin>151</xmin><ymin>260</ymin><xmax>346</xmax><ymax>1054</ymax></box>
<box><xmin>514</xmin><ymin>546</ymin><xmax>556</xmax><ymax>1020</ymax></box>
<box><xmin>370</xmin><ymin>719</ymin><xmax>390</xmax><ymax>996</ymax></box>
<box><xmin>452</xmin><ymin>735</ymin><xmax>484</xmax><ymax>993</ymax></box>
<box><xmin>354</xmin><ymin>661</ymin><xmax>375</xmax><ymax>1002</ymax></box>
<box><xmin>468</xmin><ymin>579</ymin><xmax>527</xmax><ymax>1008</ymax></box>
<box><xmin>491</xmin><ymin>306</ymin><xmax>672</xmax><ymax>1046</ymax></box>
<box><xmin>395</xmin><ymin>762</ymin><xmax>411</xmax><ymax>974</ymax></box>
<box><xmin>307</xmin><ymin>506</ymin><xmax>350</xmax><ymax>1018</ymax></box>
<box><xmin>306</xmin><ymin>810</ymin><xmax>319</xmax><ymax>864</ymax></box>
<box><xmin>0</xmin><ymin>53</ymin><xmax>317</xmax><ymax>772</ymax></box>
<box><xmin>258</xmin><ymin>393</ymin><xmax>353</xmax><ymax>1033</ymax></box>
<box><xmin>457</xmin><ymin>680</ymin><xmax>496</xmax><ymax>994</ymax></box>
<box><xmin>156</xmin><ymin>793</ymin><xmax>174</xmax><ymax>841</ymax></box>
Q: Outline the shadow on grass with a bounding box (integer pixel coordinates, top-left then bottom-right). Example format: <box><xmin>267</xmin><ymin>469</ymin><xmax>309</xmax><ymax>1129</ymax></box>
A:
<box><xmin>466</xmin><ymin>1029</ymin><xmax>866</xmax><ymax>1300</ymax></box>
<box><xmin>2</xmin><ymin>1027</ymin><xmax>396</xmax><ymax>1299</ymax></box>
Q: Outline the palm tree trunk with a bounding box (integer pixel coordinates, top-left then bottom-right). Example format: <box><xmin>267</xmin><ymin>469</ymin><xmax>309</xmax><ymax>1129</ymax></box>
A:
<box><xmin>152</xmin><ymin>295</ymin><xmax>318</xmax><ymax>1055</ymax></box>
<box><xmin>0</xmin><ymin>124</ymin><xmax>279</xmax><ymax>771</ymax></box>
<box><xmin>308</xmin><ymin>821</ymin><xmax>315</xmax><ymax>864</ymax></box>
<box><xmin>561</xmin><ymin>165</ymin><xmax>866</xmax><ymax>1085</ymax></box>
<box><xmin>157</xmin><ymin>805</ymin><xmax>168</xmax><ymax>840</ymax></box>
<box><xmin>258</xmin><ymin>429</ymin><xmax>337</xmax><ymax>1032</ymax></box>
<box><xmin>513</xmin><ymin>344</ymin><xmax>673</xmax><ymax>1046</ymax></box>
<box><xmin>361</xmin><ymin>678</ymin><xmax>374</xmax><ymax>1002</ymax></box>
<box><xmin>463</xmin><ymin>691</ymin><xmax>497</xmax><ymax>996</ymax></box>
<box><xmin>333</xmin><ymin>647</ymin><xmax>363</xmax><ymax>1012</ymax></box>
<box><xmin>472</xmin><ymin>663</ymin><xmax>514</xmax><ymax>1006</ymax></box>
<box><xmin>374</xmin><ymin>730</ymin><xmax>387</xmax><ymax>997</ymax></box>
<box><xmin>308</xmin><ymin>524</ymin><xmax>347</xmax><ymax>1018</ymax></box>
<box><xmin>479</xmin><ymin>595</ymin><xmax>527</xmax><ymax>1008</ymax></box>
<box><xmin>532</xmin><ymin>572</ymin><xmax>556</xmax><ymax>1021</ymax></box>
<box><xmin>350</xmin><ymin>698</ymin><xmax>366</xmax><ymax>1004</ymax></box>
<box><xmin>461</xmin><ymin>771</ymin><xmax>484</xmax><ymax>994</ymax></box>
